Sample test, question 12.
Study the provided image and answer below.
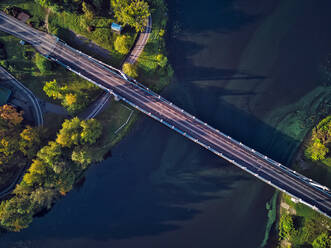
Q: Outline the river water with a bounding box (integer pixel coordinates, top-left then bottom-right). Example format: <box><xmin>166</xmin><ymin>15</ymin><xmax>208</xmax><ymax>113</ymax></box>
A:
<box><xmin>2</xmin><ymin>0</ymin><xmax>331</xmax><ymax>247</ymax></box>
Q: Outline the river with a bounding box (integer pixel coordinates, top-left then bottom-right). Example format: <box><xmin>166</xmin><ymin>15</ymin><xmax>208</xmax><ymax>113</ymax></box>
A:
<box><xmin>1</xmin><ymin>0</ymin><xmax>331</xmax><ymax>247</ymax></box>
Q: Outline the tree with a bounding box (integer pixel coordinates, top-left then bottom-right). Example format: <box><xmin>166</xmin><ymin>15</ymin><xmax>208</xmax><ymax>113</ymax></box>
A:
<box><xmin>312</xmin><ymin>233</ymin><xmax>330</xmax><ymax>248</ymax></box>
<box><xmin>19</xmin><ymin>126</ymin><xmax>41</xmax><ymax>159</ymax></box>
<box><xmin>30</xmin><ymin>187</ymin><xmax>58</xmax><ymax>210</ymax></box>
<box><xmin>80</xmin><ymin>119</ymin><xmax>102</xmax><ymax>144</ymax></box>
<box><xmin>123</xmin><ymin>62</ymin><xmax>138</xmax><ymax>78</ymax></box>
<box><xmin>63</xmin><ymin>93</ymin><xmax>77</xmax><ymax>106</ymax></box>
<box><xmin>305</xmin><ymin>138</ymin><xmax>329</xmax><ymax>161</ymax></box>
<box><xmin>112</xmin><ymin>0</ymin><xmax>150</xmax><ymax>32</ymax></box>
<box><xmin>35</xmin><ymin>53</ymin><xmax>51</xmax><ymax>74</ymax></box>
<box><xmin>82</xmin><ymin>1</ymin><xmax>95</xmax><ymax>20</ymax></box>
<box><xmin>24</xmin><ymin>159</ymin><xmax>47</xmax><ymax>182</ymax></box>
<box><xmin>71</xmin><ymin>146</ymin><xmax>93</xmax><ymax>168</ymax></box>
<box><xmin>56</xmin><ymin>118</ymin><xmax>81</xmax><ymax>147</ymax></box>
<box><xmin>279</xmin><ymin>214</ymin><xmax>295</xmax><ymax>240</ymax></box>
<box><xmin>37</xmin><ymin>141</ymin><xmax>62</xmax><ymax>165</ymax></box>
<box><xmin>0</xmin><ymin>104</ymin><xmax>23</xmax><ymax>127</ymax></box>
<box><xmin>43</xmin><ymin>79</ymin><xmax>66</xmax><ymax>99</ymax></box>
<box><xmin>0</xmin><ymin>195</ymin><xmax>33</xmax><ymax>232</ymax></box>
<box><xmin>156</xmin><ymin>53</ymin><xmax>168</xmax><ymax>68</ymax></box>
<box><xmin>114</xmin><ymin>35</ymin><xmax>131</xmax><ymax>54</ymax></box>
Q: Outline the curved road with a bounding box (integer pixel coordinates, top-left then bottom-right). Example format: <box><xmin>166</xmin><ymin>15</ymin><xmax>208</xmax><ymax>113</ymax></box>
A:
<box><xmin>0</xmin><ymin>66</ymin><xmax>43</xmax><ymax>126</ymax></box>
<box><xmin>81</xmin><ymin>15</ymin><xmax>152</xmax><ymax>120</ymax></box>
<box><xmin>124</xmin><ymin>15</ymin><xmax>152</xmax><ymax>65</ymax></box>
<box><xmin>0</xmin><ymin>12</ymin><xmax>330</xmax><ymax>218</ymax></box>
<box><xmin>0</xmin><ymin>65</ymin><xmax>43</xmax><ymax>199</ymax></box>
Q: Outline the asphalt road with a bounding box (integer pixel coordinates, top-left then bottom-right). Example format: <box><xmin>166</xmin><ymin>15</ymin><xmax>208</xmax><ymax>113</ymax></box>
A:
<box><xmin>0</xmin><ymin>11</ymin><xmax>330</xmax><ymax>218</ymax></box>
<box><xmin>124</xmin><ymin>15</ymin><xmax>152</xmax><ymax>65</ymax></box>
<box><xmin>0</xmin><ymin>66</ymin><xmax>43</xmax><ymax>126</ymax></box>
<box><xmin>0</xmin><ymin>65</ymin><xmax>43</xmax><ymax>199</ymax></box>
<box><xmin>81</xmin><ymin>15</ymin><xmax>152</xmax><ymax>120</ymax></box>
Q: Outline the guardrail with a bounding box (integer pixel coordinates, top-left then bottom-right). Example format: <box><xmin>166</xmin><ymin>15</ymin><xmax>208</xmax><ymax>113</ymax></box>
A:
<box><xmin>45</xmin><ymin>39</ymin><xmax>330</xmax><ymax>218</ymax></box>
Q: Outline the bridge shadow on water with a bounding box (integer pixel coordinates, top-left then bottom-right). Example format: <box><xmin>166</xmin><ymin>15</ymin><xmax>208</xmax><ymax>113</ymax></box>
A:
<box><xmin>10</xmin><ymin>84</ymin><xmax>301</xmax><ymax>243</ymax></box>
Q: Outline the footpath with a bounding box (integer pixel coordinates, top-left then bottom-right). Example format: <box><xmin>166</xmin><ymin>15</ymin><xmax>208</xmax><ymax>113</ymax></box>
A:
<box><xmin>80</xmin><ymin>16</ymin><xmax>152</xmax><ymax>120</ymax></box>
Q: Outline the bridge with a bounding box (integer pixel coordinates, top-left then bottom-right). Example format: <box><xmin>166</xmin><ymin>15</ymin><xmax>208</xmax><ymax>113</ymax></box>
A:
<box><xmin>0</xmin><ymin>11</ymin><xmax>330</xmax><ymax>218</ymax></box>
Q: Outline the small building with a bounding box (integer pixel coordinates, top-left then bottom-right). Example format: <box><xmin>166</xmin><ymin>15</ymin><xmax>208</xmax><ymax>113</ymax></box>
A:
<box><xmin>0</xmin><ymin>87</ymin><xmax>12</xmax><ymax>106</ymax></box>
<box><xmin>111</xmin><ymin>23</ymin><xmax>122</xmax><ymax>33</ymax></box>
<box><xmin>19</xmin><ymin>40</ymin><xmax>25</xmax><ymax>46</ymax></box>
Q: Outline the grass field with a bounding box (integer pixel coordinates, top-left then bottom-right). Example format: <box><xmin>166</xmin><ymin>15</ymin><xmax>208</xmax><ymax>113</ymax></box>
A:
<box><xmin>95</xmin><ymin>99</ymin><xmax>138</xmax><ymax>156</ymax></box>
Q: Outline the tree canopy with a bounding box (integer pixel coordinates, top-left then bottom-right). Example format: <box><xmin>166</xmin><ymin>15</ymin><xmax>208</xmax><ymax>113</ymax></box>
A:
<box><xmin>305</xmin><ymin>116</ymin><xmax>331</xmax><ymax>163</ymax></box>
<box><xmin>123</xmin><ymin>62</ymin><xmax>138</xmax><ymax>78</ymax></box>
<box><xmin>0</xmin><ymin>117</ymin><xmax>103</xmax><ymax>231</ymax></box>
<box><xmin>279</xmin><ymin>214</ymin><xmax>296</xmax><ymax>240</ymax></box>
<box><xmin>111</xmin><ymin>0</ymin><xmax>150</xmax><ymax>32</ymax></box>
<box><xmin>312</xmin><ymin>232</ymin><xmax>331</xmax><ymax>248</ymax></box>
<box><xmin>114</xmin><ymin>35</ymin><xmax>131</xmax><ymax>54</ymax></box>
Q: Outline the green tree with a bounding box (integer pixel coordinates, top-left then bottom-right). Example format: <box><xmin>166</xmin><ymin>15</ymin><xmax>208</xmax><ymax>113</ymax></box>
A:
<box><xmin>43</xmin><ymin>79</ymin><xmax>67</xmax><ymax>99</ymax></box>
<box><xmin>82</xmin><ymin>1</ymin><xmax>95</xmax><ymax>20</ymax></box>
<box><xmin>279</xmin><ymin>214</ymin><xmax>295</xmax><ymax>240</ymax></box>
<box><xmin>156</xmin><ymin>53</ymin><xmax>168</xmax><ymax>68</ymax></box>
<box><xmin>35</xmin><ymin>53</ymin><xmax>51</xmax><ymax>74</ymax></box>
<box><xmin>37</xmin><ymin>141</ymin><xmax>62</xmax><ymax>165</ymax></box>
<box><xmin>305</xmin><ymin>138</ymin><xmax>329</xmax><ymax>161</ymax></box>
<box><xmin>19</xmin><ymin>126</ymin><xmax>41</xmax><ymax>159</ymax></box>
<box><xmin>71</xmin><ymin>146</ymin><xmax>93</xmax><ymax>168</ymax></box>
<box><xmin>123</xmin><ymin>62</ymin><xmax>138</xmax><ymax>78</ymax></box>
<box><xmin>312</xmin><ymin>232</ymin><xmax>330</xmax><ymax>248</ymax></box>
<box><xmin>56</xmin><ymin>118</ymin><xmax>81</xmax><ymax>147</ymax></box>
<box><xmin>0</xmin><ymin>195</ymin><xmax>33</xmax><ymax>232</ymax></box>
<box><xmin>80</xmin><ymin>119</ymin><xmax>102</xmax><ymax>144</ymax></box>
<box><xmin>112</xmin><ymin>0</ymin><xmax>150</xmax><ymax>32</ymax></box>
<box><xmin>114</xmin><ymin>35</ymin><xmax>131</xmax><ymax>54</ymax></box>
<box><xmin>30</xmin><ymin>187</ymin><xmax>58</xmax><ymax>210</ymax></box>
<box><xmin>23</xmin><ymin>159</ymin><xmax>48</xmax><ymax>186</ymax></box>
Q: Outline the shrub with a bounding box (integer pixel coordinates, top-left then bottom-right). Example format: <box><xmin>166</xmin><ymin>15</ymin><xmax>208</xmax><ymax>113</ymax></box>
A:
<box><xmin>123</xmin><ymin>62</ymin><xmax>138</xmax><ymax>78</ymax></box>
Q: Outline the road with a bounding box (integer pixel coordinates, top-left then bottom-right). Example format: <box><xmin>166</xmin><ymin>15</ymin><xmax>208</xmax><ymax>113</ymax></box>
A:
<box><xmin>81</xmin><ymin>15</ymin><xmax>152</xmax><ymax>120</ymax></box>
<box><xmin>0</xmin><ymin>65</ymin><xmax>43</xmax><ymax>199</ymax></box>
<box><xmin>123</xmin><ymin>15</ymin><xmax>152</xmax><ymax>65</ymax></box>
<box><xmin>0</xmin><ymin>66</ymin><xmax>43</xmax><ymax>126</ymax></box>
<box><xmin>0</xmin><ymin>11</ymin><xmax>330</xmax><ymax>218</ymax></box>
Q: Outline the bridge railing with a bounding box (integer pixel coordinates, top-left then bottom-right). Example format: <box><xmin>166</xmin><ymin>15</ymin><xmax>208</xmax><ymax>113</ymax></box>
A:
<box><xmin>116</xmin><ymin>91</ymin><xmax>328</xmax><ymax>217</ymax></box>
<box><xmin>47</xmin><ymin>38</ymin><xmax>331</xmax><ymax>199</ymax></box>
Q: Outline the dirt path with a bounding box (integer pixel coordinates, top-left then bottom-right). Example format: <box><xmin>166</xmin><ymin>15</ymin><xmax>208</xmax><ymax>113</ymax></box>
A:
<box><xmin>45</xmin><ymin>8</ymin><xmax>50</xmax><ymax>33</ymax></box>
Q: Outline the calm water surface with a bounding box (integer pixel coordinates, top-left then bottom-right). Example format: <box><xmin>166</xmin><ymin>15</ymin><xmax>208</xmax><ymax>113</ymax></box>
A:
<box><xmin>2</xmin><ymin>0</ymin><xmax>331</xmax><ymax>247</ymax></box>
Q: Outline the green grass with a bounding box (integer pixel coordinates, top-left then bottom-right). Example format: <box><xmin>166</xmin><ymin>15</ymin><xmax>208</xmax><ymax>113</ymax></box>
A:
<box><xmin>321</xmin><ymin>157</ymin><xmax>331</xmax><ymax>167</ymax></box>
<box><xmin>95</xmin><ymin>99</ymin><xmax>138</xmax><ymax>156</ymax></box>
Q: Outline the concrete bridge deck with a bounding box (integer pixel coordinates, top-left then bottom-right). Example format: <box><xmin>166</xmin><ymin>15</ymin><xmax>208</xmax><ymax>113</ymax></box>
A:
<box><xmin>0</xmin><ymin>11</ymin><xmax>330</xmax><ymax>218</ymax></box>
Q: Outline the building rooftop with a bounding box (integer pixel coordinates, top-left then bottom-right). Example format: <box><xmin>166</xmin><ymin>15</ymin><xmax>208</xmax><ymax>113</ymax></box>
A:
<box><xmin>0</xmin><ymin>86</ymin><xmax>12</xmax><ymax>106</ymax></box>
<box><xmin>111</xmin><ymin>23</ymin><xmax>122</xmax><ymax>32</ymax></box>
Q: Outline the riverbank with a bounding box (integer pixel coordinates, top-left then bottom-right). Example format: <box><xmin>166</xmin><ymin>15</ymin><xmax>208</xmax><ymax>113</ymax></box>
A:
<box><xmin>270</xmin><ymin>116</ymin><xmax>331</xmax><ymax>247</ymax></box>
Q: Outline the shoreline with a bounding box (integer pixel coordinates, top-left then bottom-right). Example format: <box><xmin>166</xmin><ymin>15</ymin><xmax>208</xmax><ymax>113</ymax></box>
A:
<box><xmin>267</xmin><ymin>114</ymin><xmax>331</xmax><ymax>248</ymax></box>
